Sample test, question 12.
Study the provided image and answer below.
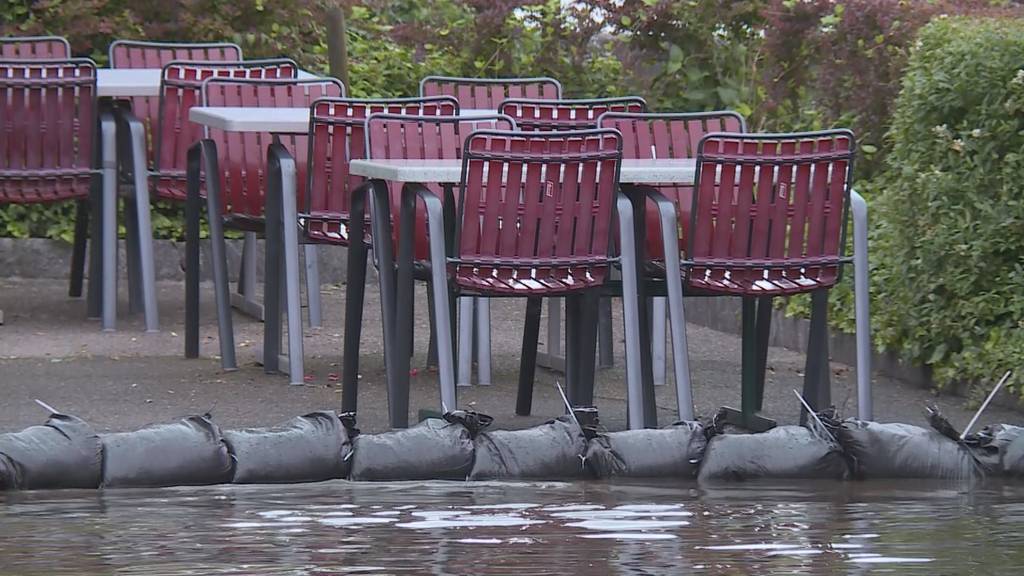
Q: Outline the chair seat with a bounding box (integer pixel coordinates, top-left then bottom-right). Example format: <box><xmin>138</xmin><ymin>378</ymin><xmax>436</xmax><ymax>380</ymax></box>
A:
<box><xmin>686</xmin><ymin>266</ymin><xmax>840</xmax><ymax>296</ymax></box>
<box><xmin>151</xmin><ymin>171</ymin><xmax>189</xmax><ymax>201</ymax></box>
<box><xmin>0</xmin><ymin>173</ymin><xmax>93</xmax><ymax>203</ymax></box>
<box><xmin>303</xmin><ymin>210</ymin><xmax>351</xmax><ymax>245</ymax></box>
<box><xmin>454</xmin><ymin>264</ymin><xmax>611</xmax><ymax>296</ymax></box>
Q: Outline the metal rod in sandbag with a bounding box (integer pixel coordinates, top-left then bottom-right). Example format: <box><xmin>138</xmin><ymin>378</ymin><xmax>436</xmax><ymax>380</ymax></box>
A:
<box><xmin>961</xmin><ymin>370</ymin><xmax>1012</xmax><ymax>440</ymax></box>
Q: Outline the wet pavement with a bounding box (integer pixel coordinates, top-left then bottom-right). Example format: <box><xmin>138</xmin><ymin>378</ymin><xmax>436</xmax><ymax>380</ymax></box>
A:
<box><xmin>0</xmin><ymin>277</ymin><xmax>1022</xmax><ymax>433</ymax></box>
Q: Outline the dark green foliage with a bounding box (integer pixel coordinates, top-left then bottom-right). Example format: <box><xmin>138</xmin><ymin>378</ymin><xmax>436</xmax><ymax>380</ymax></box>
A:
<box><xmin>872</xmin><ymin>17</ymin><xmax>1024</xmax><ymax>395</ymax></box>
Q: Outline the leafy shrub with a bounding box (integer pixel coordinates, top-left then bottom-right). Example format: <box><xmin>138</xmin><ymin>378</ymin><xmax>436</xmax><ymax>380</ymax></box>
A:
<box><xmin>871</xmin><ymin>16</ymin><xmax>1024</xmax><ymax>395</ymax></box>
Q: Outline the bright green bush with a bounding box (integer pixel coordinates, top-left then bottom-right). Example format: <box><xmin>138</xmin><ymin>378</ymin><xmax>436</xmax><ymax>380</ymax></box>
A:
<box><xmin>870</xmin><ymin>16</ymin><xmax>1024</xmax><ymax>396</ymax></box>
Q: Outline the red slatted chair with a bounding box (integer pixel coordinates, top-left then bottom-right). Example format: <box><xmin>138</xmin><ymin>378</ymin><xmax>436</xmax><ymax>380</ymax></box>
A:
<box><xmin>597</xmin><ymin>111</ymin><xmax>746</xmax><ymax>423</ymax></box>
<box><xmin>303</xmin><ymin>96</ymin><xmax>460</xmax><ymax>247</ymax></box>
<box><xmin>0</xmin><ymin>59</ymin><xmax>109</xmax><ymax>322</ymax></box>
<box><xmin>184</xmin><ymin>76</ymin><xmax>344</xmax><ymax>378</ymax></box>
<box><xmin>342</xmin><ymin>113</ymin><xmax>515</xmax><ymax>426</ymax></box>
<box><xmin>419</xmin><ymin>75</ymin><xmax>561</xmax><ymax>110</ymax></box>
<box><xmin>498</xmin><ymin>96</ymin><xmax>646</xmax><ymax>406</ymax></box>
<box><xmin>113</xmin><ymin>59</ymin><xmax>298</xmax><ymax>332</ymax></box>
<box><xmin>423</xmin><ymin>128</ymin><xmax>625</xmax><ymax>415</ymax></box>
<box><xmin>1</xmin><ymin>36</ymin><xmax>71</xmax><ymax>59</ymax></box>
<box><xmin>686</xmin><ymin>130</ymin><xmax>856</xmax><ymax>429</ymax></box>
<box><xmin>500</xmin><ymin>97</ymin><xmax>647</xmax><ymax>131</ymax></box>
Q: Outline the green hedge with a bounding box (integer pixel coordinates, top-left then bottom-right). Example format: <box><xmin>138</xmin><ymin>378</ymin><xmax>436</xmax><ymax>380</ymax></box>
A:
<box><xmin>870</xmin><ymin>16</ymin><xmax>1024</xmax><ymax>397</ymax></box>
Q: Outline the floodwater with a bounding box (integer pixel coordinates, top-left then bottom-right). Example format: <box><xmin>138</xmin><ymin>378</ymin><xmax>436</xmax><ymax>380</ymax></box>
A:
<box><xmin>1</xmin><ymin>479</ymin><xmax>1023</xmax><ymax>575</ymax></box>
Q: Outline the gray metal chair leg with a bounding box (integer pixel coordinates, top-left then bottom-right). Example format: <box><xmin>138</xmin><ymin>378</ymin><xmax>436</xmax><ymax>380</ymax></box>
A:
<box><xmin>99</xmin><ymin>110</ymin><xmax>118</xmax><ymax>332</ymax></box>
<box><xmin>851</xmin><ymin>189</ymin><xmax>873</xmax><ymax>420</ymax></box>
<box><xmin>652</xmin><ymin>296</ymin><xmax>667</xmax><ymax>386</ymax></box>
<box><xmin>615</xmin><ymin>192</ymin><xmax>646</xmax><ymax>429</ymax></box>
<box><xmin>651</xmin><ymin>190</ymin><xmax>694</xmax><ymax>421</ymax></box>
<box><xmin>598</xmin><ymin>297</ymin><xmax>614</xmax><ymax>368</ymax></box>
<box><xmin>476</xmin><ymin>298</ymin><xmax>491</xmax><ymax>385</ymax></box>
<box><xmin>69</xmin><ymin>199</ymin><xmax>89</xmax><ymax>298</ymax></box>
<box><xmin>200</xmin><ymin>141</ymin><xmax>236</xmax><ymax>370</ymax></box>
<box><xmin>304</xmin><ymin>244</ymin><xmax>322</xmax><ymax>328</ymax></box>
<box><xmin>124</xmin><ymin>195</ymin><xmax>143</xmax><ymax>315</ymax></box>
<box><xmin>232</xmin><ymin>232</ymin><xmax>264</xmax><ymax>321</ymax></box>
<box><xmin>123</xmin><ymin>112</ymin><xmax>159</xmax><ymax>332</ymax></box>
<box><xmin>185</xmin><ymin>143</ymin><xmax>202</xmax><ymax>359</ymax></box>
<box><xmin>457</xmin><ymin>296</ymin><xmax>474</xmax><ymax>386</ymax></box>
<box><xmin>269</xmin><ymin>142</ymin><xmax>305</xmax><ymax>386</ymax></box>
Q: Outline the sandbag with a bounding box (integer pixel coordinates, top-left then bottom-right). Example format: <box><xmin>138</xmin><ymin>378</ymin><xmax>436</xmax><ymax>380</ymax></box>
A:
<box><xmin>224</xmin><ymin>411</ymin><xmax>355</xmax><ymax>484</ymax></box>
<box><xmin>970</xmin><ymin>424</ymin><xmax>1024</xmax><ymax>477</ymax></box>
<box><xmin>470</xmin><ymin>417</ymin><xmax>588</xmax><ymax>480</ymax></box>
<box><xmin>837</xmin><ymin>420</ymin><xmax>979</xmax><ymax>481</ymax></box>
<box><xmin>349</xmin><ymin>412</ymin><xmax>487</xmax><ymax>481</ymax></box>
<box><xmin>101</xmin><ymin>415</ymin><xmax>233</xmax><ymax>488</ymax></box>
<box><xmin>0</xmin><ymin>413</ymin><xmax>102</xmax><ymax>490</ymax></box>
<box><xmin>698</xmin><ymin>425</ymin><xmax>848</xmax><ymax>483</ymax></box>
<box><xmin>586</xmin><ymin>422</ymin><xmax>707</xmax><ymax>479</ymax></box>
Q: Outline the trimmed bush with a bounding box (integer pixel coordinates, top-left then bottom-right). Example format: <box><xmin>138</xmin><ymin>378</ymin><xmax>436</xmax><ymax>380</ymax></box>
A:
<box><xmin>872</xmin><ymin>16</ymin><xmax>1024</xmax><ymax>397</ymax></box>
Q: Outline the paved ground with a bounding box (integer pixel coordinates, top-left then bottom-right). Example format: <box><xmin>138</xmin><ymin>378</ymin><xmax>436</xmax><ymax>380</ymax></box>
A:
<box><xmin>1</xmin><ymin>276</ymin><xmax>1021</xmax><ymax>434</ymax></box>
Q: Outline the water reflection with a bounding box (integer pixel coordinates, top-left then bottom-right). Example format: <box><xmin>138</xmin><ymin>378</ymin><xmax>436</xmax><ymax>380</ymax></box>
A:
<box><xmin>1</xmin><ymin>479</ymin><xmax>1022</xmax><ymax>575</ymax></box>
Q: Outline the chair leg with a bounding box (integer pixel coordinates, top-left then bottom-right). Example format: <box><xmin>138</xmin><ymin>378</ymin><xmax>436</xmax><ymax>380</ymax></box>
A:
<box><xmin>342</xmin><ymin>183</ymin><xmax>373</xmax><ymax>415</ymax></box>
<box><xmin>652</xmin><ymin>296</ymin><xmax>667</xmax><ymax>386</ymax></box>
<box><xmin>597</xmin><ymin>296</ymin><xmax>614</xmax><ymax>368</ymax></box>
<box><xmin>125</xmin><ymin>112</ymin><xmax>159</xmax><ymax>333</ymax></box>
<box><xmin>564</xmin><ymin>294</ymin><xmax>581</xmax><ymax>409</ymax></box>
<box><xmin>802</xmin><ymin>289</ymin><xmax>831</xmax><ymax>424</ymax></box>
<box><xmin>574</xmin><ymin>290</ymin><xmax>600</xmax><ymax>407</ymax></box>
<box><xmin>614</xmin><ymin>193</ymin><xmax>646</xmax><ymax>430</ymax></box>
<box><xmin>304</xmin><ymin>244</ymin><xmax>322</xmax><ymax>328</ymax></box>
<box><xmin>99</xmin><ymin>110</ymin><xmax>118</xmax><ymax>331</ymax></box>
<box><xmin>457</xmin><ymin>296</ymin><xmax>474</xmax><ymax>386</ymax></box>
<box><xmin>185</xmin><ymin>144</ymin><xmax>202</xmax><ymax>359</ymax></box>
<box><xmin>851</xmin><ymin>189</ymin><xmax>873</xmax><ymax>420</ymax></box>
<box><xmin>124</xmin><ymin>195</ymin><xmax>143</xmax><ymax>315</ymax></box>
<box><xmin>268</xmin><ymin>142</ymin><xmax>304</xmax><ymax>385</ymax></box>
<box><xmin>741</xmin><ymin>297</ymin><xmax>758</xmax><ymax>419</ymax></box>
<box><xmin>69</xmin><ymin>199</ymin><xmax>89</xmax><ymax>298</ymax></box>
<box><xmin>755</xmin><ymin>295</ymin><xmax>773</xmax><ymax>411</ymax></box>
<box><xmin>516</xmin><ymin>296</ymin><xmax>543</xmax><ymax>416</ymax></box>
<box><xmin>200</xmin><ymin>142</ymin><xmax>236</xmax><ymax>370</ymax></box>
<box><xmin>475</xmin><ymin>298</ymin><xmax>492</xmax><ymax>386</ymax></box>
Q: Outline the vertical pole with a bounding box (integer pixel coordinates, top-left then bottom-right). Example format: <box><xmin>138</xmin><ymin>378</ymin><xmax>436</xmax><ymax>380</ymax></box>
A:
<box><xmin>754</xmin><ymin>295</ymin><xmax>773</xmax><ymax>411</ymax></box>
<box><xmin>802</xmin><ymin>289</ymin><xmax>832</xmax><ymax>424</ymax></box>
<box><xmin>741</xmin><ymin>297</ymin><xmax>758</xmax><ymax>423</ymax></box>
<box><xmin>327</xmin><ymin>4</ymin><xmax>350</xmax><ymax>93</ymax></box>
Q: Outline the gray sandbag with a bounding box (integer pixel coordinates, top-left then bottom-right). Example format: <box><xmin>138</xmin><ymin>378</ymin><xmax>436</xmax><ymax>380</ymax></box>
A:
<box><xmin>1004</xmin><ymin>427</ymin><xmax>1024</xmax><ymax>478</ymax></box>
<box><xmin>698</xmin><ymin>425</ymin><xmax>849</xmax><ymax>483</ymax></box>
<box><xmin>0</xmin><ymin>413</ymin><xmax>102</xmax><ymax>490</ymax></box>
<box><xmin>349</xmin><ymin>411</ymin><xmax>488</xmax><ymax>481</ymax></box>
<box><xmin>969</xmin><ymin>424</ymin><xmax>1024</xmax><ymax>477</ymax></box>
<box><xmin>837</xmin><ymin>419</ymin><xmax>980</xmax><ymax>481</ymax></box>
<box><xmin>224</xmin><ymin>411</ymin><xmax>355</xmax><ymax>484</ymax></box>
<box><xmin>470</xmin><ymin>417</ymin><xmax>589</xmax><ymax>480</ymax></box>
<box><xmin>101</xmin><ymin>415</ymin><xmax>233</xmax><ymax>488</ymax></box>
<box><xmin>586</xmin><ymin>421</ymin><xmax>707</xmax><ymax>479</ymax></box>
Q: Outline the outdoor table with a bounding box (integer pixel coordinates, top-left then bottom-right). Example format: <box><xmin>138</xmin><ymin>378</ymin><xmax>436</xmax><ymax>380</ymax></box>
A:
<box><xmin>96</xmin><ymin>68</ymin><xmax>319</xmax><ymax>98</ymax></box>
<box><xmin>183</xmin><ymin>105</ymin><xmax>508</xmax><ymax>389</ymax></box>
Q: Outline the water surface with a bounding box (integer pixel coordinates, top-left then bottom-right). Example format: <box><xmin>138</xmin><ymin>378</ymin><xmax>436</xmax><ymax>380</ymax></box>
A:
<box><xmin>2</xmin><ymin>479</ymin><xmax>1022</xmax><ymax>574</ymax></box>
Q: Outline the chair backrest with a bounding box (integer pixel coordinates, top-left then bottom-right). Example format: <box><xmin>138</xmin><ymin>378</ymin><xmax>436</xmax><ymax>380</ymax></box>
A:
<box><xmin>366</xmin><ymin>113</ymin><xmax>515</xmax><ymax>258</ymax></box>
<box><xmin>500</xmin><ymin>97</ymin><xmax>647</xmax><ymax>131</ymax></box>
<box><xmin>454</xmin><ymin>129</ymin><xmax>623</xmax><ymax>293</ymax></box>
<box><xmin>420</xmin><ymin>75</ymin><xmax>561</xmax><ymax>110</ymax></box>
<box><xmin>201</xmin><ymin>76</ymin><xmax>344</xmax><ymax>220</ymax></box>
<box><xmin>0</xmin><ymin>59</ymin><xmax>97</xmax><ymax>204</ymax></box>
<box><xmin>108</xmin><ymin>40</ymin><xmax>242</xmax><ymax>69</ymax></box>
<box><xmin>154</xmin><ymin>59</ymin><xmax>299</xmax><ymax>175</ymax></box>
<box><xmin>688</xmin><ymin>130</ymin><xmax>855</xmax><ymax>294</ymax></box>
<box><xmin>0</xmin><ymin>36</ymin><xmax>71</xmax><ymax>59</ymax></box>
<box><xmin>304</xmin><ymin>96</ymin><xmax>459</xmax><ymax>243</ymax></box>
<box><xmin>599</xmin><ymin>111</ymin><xmax>746</xmax><ymax>257</ymax></box>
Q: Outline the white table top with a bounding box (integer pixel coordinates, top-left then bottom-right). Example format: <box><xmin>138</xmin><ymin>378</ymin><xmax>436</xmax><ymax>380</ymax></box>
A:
<box><xmin>97</xmin><ymin>68</ymin><xmax>319</xmax><ymax>98</ymax></box>
<box><xmin>349</xmin><ymin>158</ymin><xmax>697</xmax><ymax>185</ymax></box>
<box><xmin>188</xmin><ymin>107</ymin><xmax>504</xmax><ymax>133</ymax></box>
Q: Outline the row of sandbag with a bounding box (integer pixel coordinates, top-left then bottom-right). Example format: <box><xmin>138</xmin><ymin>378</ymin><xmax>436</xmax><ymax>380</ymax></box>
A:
<box><xmin>3</xmin><ymin>408</ymin><xmax>1024</xmax><ymax>490</ymax></box>
<box><xmin>0</xmin><ymin>411</ymin><xmax>355</xmax><ymax>490</ymax></box>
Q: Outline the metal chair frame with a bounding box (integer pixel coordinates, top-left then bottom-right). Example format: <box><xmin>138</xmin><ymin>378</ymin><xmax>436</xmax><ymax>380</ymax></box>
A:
<box><xmin>419</xmin><ymin>75</ymin><xmax>562</xmax><ymax>109</ymax></box>
<box><xmin>0</xmin><ymin>36</ymin><xmax>71</xmax><ymax>59</ymax></box>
